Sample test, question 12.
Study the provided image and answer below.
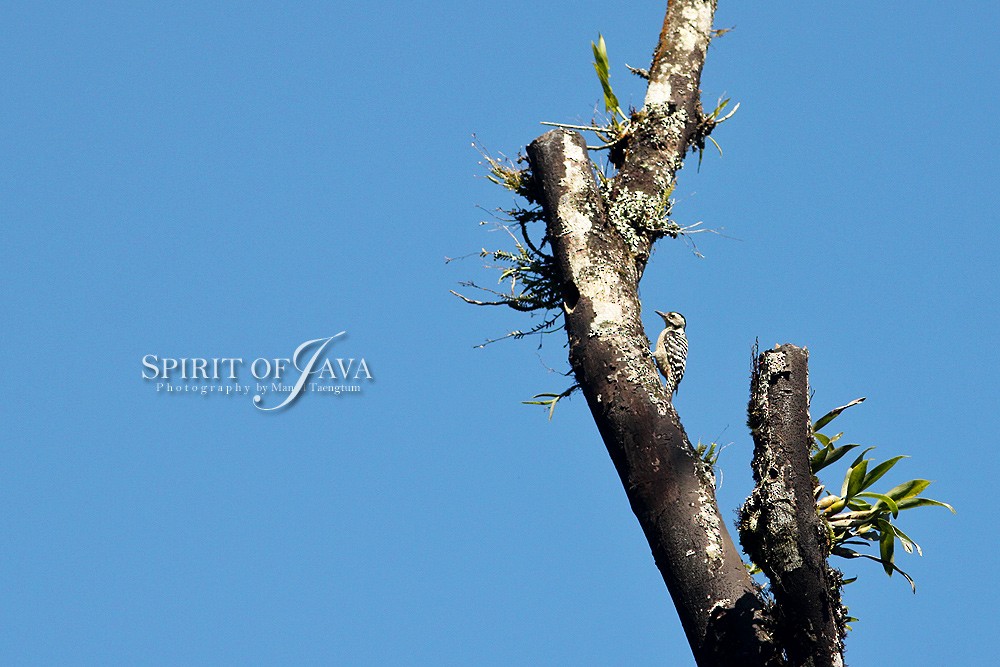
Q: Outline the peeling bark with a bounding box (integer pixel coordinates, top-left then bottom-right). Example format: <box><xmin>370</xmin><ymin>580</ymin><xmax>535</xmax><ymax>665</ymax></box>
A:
<box><xmin>740</xmin><ymin>345</ymin><xmax>846</xmax><ymax>667</ymax></box>
<box><xmin>527</xmin><ymin>130</ymin><xmax>775</xmax><ymax>666</ymax></box>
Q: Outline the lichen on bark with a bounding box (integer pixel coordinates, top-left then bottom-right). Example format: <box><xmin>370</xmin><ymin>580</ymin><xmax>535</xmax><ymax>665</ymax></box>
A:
<box><xmin>740</xmin><ymin>345</ymin><xmax>847</xmax><ymax>667</ymax></box>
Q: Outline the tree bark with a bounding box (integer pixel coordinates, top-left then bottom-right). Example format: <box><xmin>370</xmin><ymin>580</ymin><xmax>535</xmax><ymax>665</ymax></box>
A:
<box><xmin>607</xmin><ymin>0</ymin><xmax>718</xmax><ymax>274</ymax></box>
<box><xmin>483</xmin><ymin>2</ymin><xmax>856</xmax><ymax>664</ymax></box>
<box><xmin>526</xmin><ymin>130</ymin><xmax>774</xmax><ymax>666</ymax></box>
<box><xmin>740</xmin><ymin>345</ymin><xmax>846</xmax><ymax>667</ymax></box>
<box><xmin>519</xmin><ymin>2</ymin><xmax>782</xmax><ymax>664</ymax></box>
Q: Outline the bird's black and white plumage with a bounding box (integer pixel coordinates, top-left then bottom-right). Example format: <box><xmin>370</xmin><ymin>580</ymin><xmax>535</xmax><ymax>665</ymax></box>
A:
<box><xmin>653</xmin><ymin>310</ymin><xmax>687</xmax><ymax>398</ymax></box>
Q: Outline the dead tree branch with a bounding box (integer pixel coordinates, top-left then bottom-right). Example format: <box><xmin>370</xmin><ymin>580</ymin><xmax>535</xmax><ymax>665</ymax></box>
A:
<box><xmin>527</xmin><ymin>129</ymin><xmax>774</xmax><ymax>665</ymax></box>
<box><xmin>461</xmin><ymin>1</ymin><xmax>868</xmax><ymax>663</ymax></box>
<box><xmin>606</xmin><ymin>0</ymin><xmax>720</xmax><ymax>274</ymax></box>
<box><xmin>740</xmin><ymin>345</ymin><xmax>847</xmax><ymax>667</ymax></box>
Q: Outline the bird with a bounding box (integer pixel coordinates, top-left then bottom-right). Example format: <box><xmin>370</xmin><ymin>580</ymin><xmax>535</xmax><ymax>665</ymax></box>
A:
<box><xmin>653</xmin><ymin>310</ymin><xmax>687</xmax><ymax>398</ymax></box>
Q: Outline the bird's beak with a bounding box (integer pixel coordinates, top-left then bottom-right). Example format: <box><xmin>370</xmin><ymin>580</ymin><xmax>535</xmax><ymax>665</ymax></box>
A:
<box><xmin>654</xmin><ymin>310</ymin><xmax>667</xmax><ymax>318</ymax></box>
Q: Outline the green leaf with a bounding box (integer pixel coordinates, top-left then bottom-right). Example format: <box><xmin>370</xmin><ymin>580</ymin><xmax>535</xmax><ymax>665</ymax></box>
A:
<box><xmin>696</xmin><ymin>441</ymin><xmax>720</xmax><ymax>465</ymax></box>
<box><xmin>591</xmin><ymin>34</ymin><xmax>622</xmax><ymax>117</ymax></box>
<box><xmin>845</xmin><ymin>497</ymin><xmax>873</xmax><ymax>512</ymax></box>
<box><xmin>810</xmin><ymin>444</ymin><xmax>830</xmax><ymax>469</ymax></box>
<box><xmin>847</xmin><ymin>551</ymin><xmax>918</xmax><ymax>593</ymax></box>
<box><xmin>877</xmin><ymin>519</ymin><xmax>895</xmax><ymax>576</ymax></box>
<box><xmin>811</xmin><ymin>442</ymin><xmax>860</xmax><ymax>474</ymax></box>
<box><xmin>898</xmin><ymin>567</ymin><xmax>917</xmax><ymax>593</ymax></box>
<box><xmin>895</xmin><ymin>497</ymin><xmax>956</xmax><ymax>513</ymax></box>
<box><xmin>523</xmin><ymin>393</ymin><xmax>563</xmax><ymax>420</ymax></box>
<box><xmin>813</xmin><ymin>432</ymin><xmax>831</xmax><ymax>447</ymax></box>
<box><xmin>707</xmin><ymin>135</ymin><xmax>723</xmax><ymax>157</ymax></box>
<box><xmin>856</xmin><ymin>491</ymin><xmax>900</xmax><ymax>517</ymax></box>
<box><xmin>844</xmin><ymin>459</ymin><xmax>870</xmax><ymax>499</ymax></box>
<box><xmin>885</xmin><ymin>479</ymin><xmax>932</xmax><ymax>502</ymax></box>
<box><xmin>831</xmin><ymin>546</ymin><xmax>861</xmax><ymax>562</ymax></box>
<box><xmin>887</xmin><ymin>522</ymin><xmax>922</xmax><ymax>556</ymax></box>
<box><xmin>706</xmin><ymin>97</ymin><xmax>731</xmax><ymax>120</ymax></box>
<box><xmin>848</xmin><ymin>446</ymin><xmax>876</xmax><ymax>469</ymax></box>
<box><xmin>592</xmin><ymin>34</ymin><xmax>609</xmax><ymax>78</ymax></box>
<box><xmin>862</xmin><ymin>455</ymin><xmax>908</xmax><ymax>491</ymax></box>
<box><xmin>812</xmin><ymin>397</ymin><xmax>866</xmax><ymax>432</ymax></box>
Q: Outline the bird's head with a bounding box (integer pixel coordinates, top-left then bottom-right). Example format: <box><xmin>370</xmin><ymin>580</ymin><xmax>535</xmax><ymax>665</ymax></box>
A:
<box><xmin>655</xmin><ymin>310</ymin><xmax>686</xmax><ymax>331</ymax></box>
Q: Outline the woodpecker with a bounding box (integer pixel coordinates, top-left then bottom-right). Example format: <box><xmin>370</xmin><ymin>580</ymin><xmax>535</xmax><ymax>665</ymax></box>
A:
<box><xmin>653</xmin><ymin>310</ymin><xmax>687</xmax><ymax>398</ymax></box>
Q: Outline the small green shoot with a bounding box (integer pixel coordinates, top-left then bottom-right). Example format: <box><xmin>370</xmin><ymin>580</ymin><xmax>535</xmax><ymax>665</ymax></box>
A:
<box><xmin>524</xmin><ymin>385</ymin><xmax>579</xmax><ymax>420</ymax></box>
<box><xmin>591</xmin><ymin>34</ymin><xmax>627</xmax><ymax>125</ymax></box>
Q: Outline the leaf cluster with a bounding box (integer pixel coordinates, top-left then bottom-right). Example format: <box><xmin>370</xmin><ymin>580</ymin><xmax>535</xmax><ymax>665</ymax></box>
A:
<box><xmin>811</xmin><ymin>398</ymin><xmax>955</xmax><ymax>591</ymax></box>
<box><xmin>451</xmin><ymin>223</ymin><xmax>562</xmax><ymax>335</ymax></box>
<box><xmin>543</xmin><ymin>36</ymin><xmax>739</xmax><ymax>173</ymax></box>
<box><xmin>692</xmin><ymin>96</ymin><xmax>739</xmax><ymax>170</ymax></box>
<box><xmin>452</xmin><ymin>145</ymin><xmax>565</xmax><ymax>347</ymax></box>
<box><xmin>695</xmin><ymin>440</ymin><xmax>721</xmax><ymax>466</ymax></box>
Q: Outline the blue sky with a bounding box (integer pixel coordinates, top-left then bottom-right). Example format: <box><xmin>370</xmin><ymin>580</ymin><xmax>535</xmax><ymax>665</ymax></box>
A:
<box><xmin>3</xmin><ymin>1</ymin><xmax>998</xmax><ymax>664</ymax></box>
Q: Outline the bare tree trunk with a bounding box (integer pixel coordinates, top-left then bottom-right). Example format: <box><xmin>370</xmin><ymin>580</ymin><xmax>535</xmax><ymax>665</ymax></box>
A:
<box><xmin>482</xmin><ymin>2</ymin><xmax>853</xmax><ymax>664</ymax></box>
<box><xmin>518</xmin><ymin>2</ymin><xmax>784</xmax><ymax>664</ymax></box>
<box><xmin>740</xmin><ymin>345</ymin><xmax>847</xmax><ymax>667</ymax></box>
<box><xmin>527</xmin><ymin>130</ymin><xmax>773</xmax><ymax>665</ymax></box>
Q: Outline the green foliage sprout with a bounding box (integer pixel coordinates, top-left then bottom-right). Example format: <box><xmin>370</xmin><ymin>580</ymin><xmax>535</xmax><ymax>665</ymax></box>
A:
<box><xmin>695</xmin><ymin>440</ymin><xmax>721</xmax><ymax>466</ymax></box>
<box><xmin>451</xmin><ymin>143</ymin><xmax>564</xmax><ymax>350</ymax></box>
<box><xmin>693</xmin><ymin>96</ymin><xmax>740</xmax><ymax>170</ymax></box>
<box><xmin>538</xmin><ymin>34</ymin><xmax>637</xmax><ymax>166</ymax></box>
<box><xmin>523</xmin><ymin>385</ymin><xmax>580</xmax><ymax>420</ymax></box>
<box><xmin>811</xmin><ymin>398</ymin><xmax>955</xmax><ymax>592</ymax></box>
<box><xmin>591</xmin><ymin>34</ymin><xmax>628</xmax><ymax>126</ymax></box>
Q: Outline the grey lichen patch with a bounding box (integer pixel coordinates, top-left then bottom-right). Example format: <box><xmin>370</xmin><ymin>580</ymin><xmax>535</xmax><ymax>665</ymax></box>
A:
<box><xmin>590</xmin><ymin>300</ymin><xmax>626</xmax><ymax>336</ymax></box>
<box><xmin>695</xmin><ymin>457</ymin><xmax>717</xmax><ymax>490</ymax></box>
<box><xmin>644</xmin><ymin>78</ymin><xmax>673</xmax><ymax>108</ymax></box>
<box><xmin>646</xmin><ymin>102</ymin><xmax>690</xmax><ymax>143</ymax></box>
<box><xmin>602</xmin><ymin>102</ymin><xmax>690</xmax><ymax>258</ymax></box>
<box><xmin>619</xmin><ymin>344</ymin><xmax>659</xmax><ymax>386</ymax></box>
<box><xmin>760</xmin><ymin>348</ymin><xmax>788</xmax><ymax>378</ymax></box>
<box><xmin>763</xmin><ymin>505</ymin><xmax>805</xmax><ymax>571</ymax></box>
<box><xmin>630</xmin><ymin>102</ymin><xmax>690</xmax><ymax>160</ymax></box>
<box><xmin>696</xmin><ymin>473</ymin><xmax>726</xmax><ymax>569</ymax></box>
<box><xmin>605</xmin><ymin>186</ymin><xmax>663</xmax><ymax>254</ymax></box>
<box><xmin>548</xmin><ymin>133</ymin><xmax>607</xmax><ymax>250</ymax></box>
<box><xmin>556</xmin><ymin>190</ymin><xmax>596</xmax><ymax>241</ymax></box>
<box><xmin>558</xmin><ymin>214</ymin><xmax>642</xmax><ymax>338</ymax></box>
<box><xmin>644</xmin><ymin>4</ymin><xmax>714</xmax><ymax>106</ymax></box>
<box><xmin>591</xmin><ymin>332</ymin><xmax>665</xmax><ymax>414</ymax></box>
<box><xmin>649</xmin><ymin>388</ymin><xmax>671</xmax><ymax>417</ymax></box>
<box><xmin>741</xmin><ymin>458</ymin><xmax>806</xmax><ymax>573</ymax></box>
<box><xmin>566</xmin><ymin>256</ymin><xmax>633</xmax><ymax>339</ymax></box>
<box><xmin>747</xmin><ymin>352</ymin><xmax>788</xmax><ymax>435</ymax></box>
<box><xmin>559</xmin><ymin>132</ymin><xmax>597</xmax><ymax>199</ymax></box>
<box><xmin>641</xmin><ymin>353</ymin><xmax>673</xmax><ymax>416</ymax></box>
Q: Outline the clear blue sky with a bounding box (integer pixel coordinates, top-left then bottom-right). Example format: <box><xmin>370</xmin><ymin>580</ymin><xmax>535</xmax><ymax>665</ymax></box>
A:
<box><xmin>3</xmin><ymin>2</ymin><xmax>997</xmax><ymax>664</ymax></box>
